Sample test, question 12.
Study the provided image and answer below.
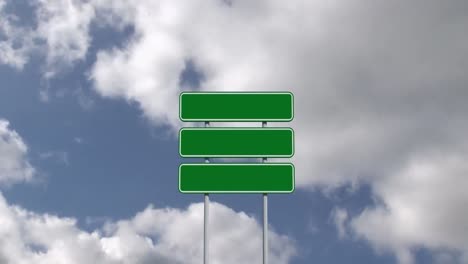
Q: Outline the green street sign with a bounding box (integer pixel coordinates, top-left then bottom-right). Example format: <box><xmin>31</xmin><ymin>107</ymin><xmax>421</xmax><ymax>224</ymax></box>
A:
<box><xmin>179</xmin><ymin>128</ymin><xmax>294</xmax><ymax>158</ymax></box>
<box><xmin>179</xmin><ymin>163</ymin><xmax>294</xmax><ymax>193</ymax></box>
<box><xmin>179</xmin><ymin>92</ymin><xmax>294</xmax><ymax>122</ymax></box>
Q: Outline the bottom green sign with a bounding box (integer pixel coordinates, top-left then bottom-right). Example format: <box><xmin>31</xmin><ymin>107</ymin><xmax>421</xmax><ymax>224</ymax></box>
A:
<box><xmin>179</xmin><ymin>163</ymin><xmax>294</xmax><ymax>193</ymax></box>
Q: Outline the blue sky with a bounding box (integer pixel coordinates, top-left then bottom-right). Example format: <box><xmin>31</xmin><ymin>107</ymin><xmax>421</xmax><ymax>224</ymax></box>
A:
<box><xmin>1</xmin><ymin>1</ymin><xmax>468</xmax><ymax>263</ymax></box>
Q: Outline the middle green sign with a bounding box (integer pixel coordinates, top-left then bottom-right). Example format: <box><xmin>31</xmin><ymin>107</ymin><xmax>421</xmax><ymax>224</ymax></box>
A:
<box><xmin>179</xmin><ymin>127</ymin><xmax>294</xmax><ymax>158</ymax></box>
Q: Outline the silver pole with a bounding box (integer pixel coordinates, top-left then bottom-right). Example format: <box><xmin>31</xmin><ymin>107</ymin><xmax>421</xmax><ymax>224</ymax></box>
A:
<box><xmin>263</xmin><ymin>192</ymin><xmax>268</xmax><ymax>264</ymax></box>
<box><xmin>204</xmin><ymin>121</ymin><xmax>210</xmax><ymax>264</ymax></box>
<box><xmin>204</xmin><ymin>193</ymin><xmax>209</xmax><ymax>264</ymax></box>
<box><xmin>262</xmin><ymin>121</ymin><xmax>268</xmax><ymax>264</ymax></box>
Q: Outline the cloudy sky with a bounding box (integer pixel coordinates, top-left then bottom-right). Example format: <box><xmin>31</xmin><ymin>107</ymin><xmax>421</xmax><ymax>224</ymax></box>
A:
<box><xmin>1</xmin><ymin>0</ymin><xmax>468</xmax><ymax>263</ymax></box>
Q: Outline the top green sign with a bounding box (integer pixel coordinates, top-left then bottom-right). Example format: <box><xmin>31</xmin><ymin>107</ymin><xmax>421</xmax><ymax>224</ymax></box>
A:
<box><xmin>179</xmin><ymin>92</ymin><xmax>294</xmax><ymax>122</ymax></box>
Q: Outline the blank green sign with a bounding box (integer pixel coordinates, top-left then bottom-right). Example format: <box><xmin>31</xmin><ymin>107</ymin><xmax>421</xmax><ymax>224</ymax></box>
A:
<box><xmin>179</xmin><ymin>128</ymin><xmax>294</xmax><ymax>157</ymax></box>
<box><xmin>179</xmin><ymin>92</ymin><xmax>293</xmax><ymax>121</ymax></box>
<box><xmin>179</xmin><ymin>163</ymin><xmax>294</xmax><ymax>193</ymax></box>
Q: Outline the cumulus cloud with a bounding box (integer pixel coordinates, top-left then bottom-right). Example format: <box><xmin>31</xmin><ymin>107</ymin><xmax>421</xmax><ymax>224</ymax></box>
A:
<box><xmin>331</xmin><ymin>208</ymin><xmax>348</xmax><ymax>240</ymax></box>
<box><xmin>90</xmin><ymin>0</ymin><xmax>191</xmax><ymax>128</ymax></box>
<box><xmin>0</xmin><ymin>119</ymin><xmax>35</xmax><ymax>186</ymax></box>
<box><xmin>0</xmin><ymin>0</ymin><xmax>96</xmax><ymax>76</ymax></box>
<box><xmin>348</xmin><ymin>153</ymin><xmax>468</xmax><ymax>264</ymax></box>
<box><xmin>0</xmin><ymin>116</ymin><xmax>294</xmax><ymax>262</ymax></box>
<box><xmin>0</xmin><ymin>0</ymin><xmax>36</xmax><ymax>69</ymax></box>
<box><xmin>87</xmin><ymin>0</ymin><xmax>468</xmax><ymax>183</ymax></box>
<box><xmin>0</xmin><ymin>193</ymin><xmax>295</xmax><ymax>264</ymax></box>
<box><xmin>87</xmin><ymin>0</ymin><xmax>468</xmax><ymax>262</ymax></box>
<box><xmin>35</xmin><ymin>0</ymin><xmax>95</xmax><ymax>77</ymax></box>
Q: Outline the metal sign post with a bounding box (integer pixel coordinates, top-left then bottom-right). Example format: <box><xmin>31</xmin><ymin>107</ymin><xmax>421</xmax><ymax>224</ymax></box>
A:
<box><xmin>204</xmin><ymin>192</ymin><xmax>209</xmax><ymax>264</ymax></box>
<box><xmin>263</xmin><ymin>120</ymin><xmax>268</xmax><ymax>264</ymax></box>
<box><xmin>178</xmin><ymin>92</ymin><xmax>295</xmax><ymax>264</ymax></box>
<box><xmin>204</xmin><ymin>121</ymin><xmax>209</xmax><ymax>264</ymax></box>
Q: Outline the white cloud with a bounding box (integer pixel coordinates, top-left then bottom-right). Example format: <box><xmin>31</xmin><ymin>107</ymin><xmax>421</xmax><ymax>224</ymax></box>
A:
<box><xmin>87</xmin><ymin>1</ymin><xmax>468</xmax><ymax>262</ymax></box>
<box><xmin>90</xmin><ymin>0</ymin><xmax>188</xmax><ymax>128</ymax></box>
<box><xmin>35</xmin><ymin>0</ymin><xmax>95</xmax><ymax>78</ymax></box>
<box><xmin>348</xmin><ymin>153</ymin><xmax>468</xmax><ymax>264</ymax></box>
<box><xmin>0</xmin><ymin>0</ymin><xmax>96</xmax><ymax>77</ymax></box>
<box><xmin>87</xmin><ymin>0</ymin><xmax>468</xmax><ymax>183</ymax></box>
<box><xmin>331</xmin><ymin>208</ymin><xmax>348</xmax><ymax>240</ymax></box>
<box><xmin>0</xmin><ymin>0</ymin><xmax>36</xmax><ymax>69</ymax></box>
<box><xmin>0</xmin><ymin>118</ymin><xmax>294</xmax><ymax>262</ymax></box>
<box><xmin>0</xmin><ymin>119</ymin><xmax>35</xmax><ymax>186</ymax></box>
<box><xmin>0</xmin><ymin>192</ymin><xmax>296</xmax><ymax>264</ymax></box>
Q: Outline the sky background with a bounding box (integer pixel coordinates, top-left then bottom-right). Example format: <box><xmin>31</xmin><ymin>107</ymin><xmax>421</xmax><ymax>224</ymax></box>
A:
<box><xmin>1</xmin><ymin>0</ymin><xmax>468</xmax><ymax>263</ymax></box>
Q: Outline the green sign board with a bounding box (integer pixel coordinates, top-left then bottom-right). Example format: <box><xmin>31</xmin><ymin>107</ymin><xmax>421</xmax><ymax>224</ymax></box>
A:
<box><xmin>179</xmin><ymin>128</ymin><xmax>294</xmax><ymax>157</ymax></box>
<box><xmin>179</xmin><ymin>163</ymin><xmax>294</xmax><ymax>193</ymax></box>
<box><xmin>179</xmin><ymin>92</ymin><xmax>293</xmax><ymax>121</ymax></box>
